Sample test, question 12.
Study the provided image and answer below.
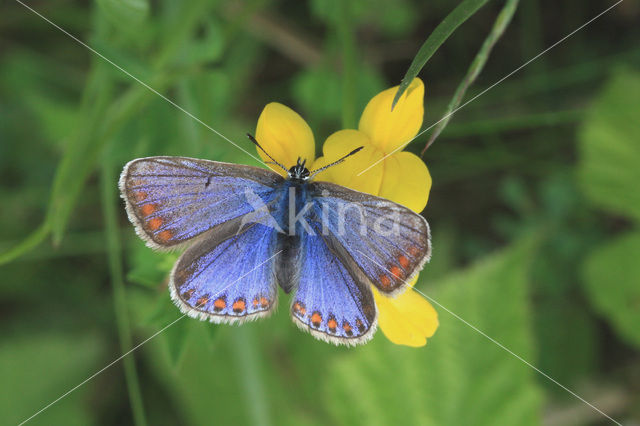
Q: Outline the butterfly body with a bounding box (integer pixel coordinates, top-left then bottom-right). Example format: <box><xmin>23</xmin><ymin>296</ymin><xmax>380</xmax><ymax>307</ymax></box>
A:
<box><xmin>120</xmin><ymin>155</ymin><xmax>431</xmax><ymax>345</ymax></box>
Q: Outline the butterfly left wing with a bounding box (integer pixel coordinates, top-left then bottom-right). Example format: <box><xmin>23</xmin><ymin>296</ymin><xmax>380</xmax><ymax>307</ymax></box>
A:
<box><xmin>308</xmin><ymin>181</ymin><xmax>431</xmax><ymax>296</ymax></box>
<box><xmin>119</xmin><ymin>156</ymin><xmax>283</xmax><ymax>250</ymax></box>
<box><xmin>170</xmin><ymin>221</ymin><xmax>279</xmax><ymax>323</ymax></box>
<box><xmin>290</xmin><ymin>222</ymin><xmax>377</xmax><ymax>345</ymax></box>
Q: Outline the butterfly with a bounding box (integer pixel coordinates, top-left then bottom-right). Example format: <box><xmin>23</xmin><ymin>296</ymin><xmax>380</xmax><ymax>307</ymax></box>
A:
<box><xmin>119</xmin><ymin>134</ymin><xmax>431</xmax><ymax>345</ymax></box>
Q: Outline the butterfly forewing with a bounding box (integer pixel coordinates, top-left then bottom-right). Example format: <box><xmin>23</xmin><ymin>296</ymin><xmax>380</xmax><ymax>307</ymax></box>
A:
<box><xmin>309</xmin><ymin>182</ymin><xmax>431</xmax><ymax>295</ymax></box>
<box><xmin>119</xmin><ymin>156</ymin><xmax>283</xmax><ymax>250</ymax></box>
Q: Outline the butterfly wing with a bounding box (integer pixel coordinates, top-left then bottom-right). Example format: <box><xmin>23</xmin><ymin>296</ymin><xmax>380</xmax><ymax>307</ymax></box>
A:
<box><xmin>309</xmin><ymin>181</ymin><xmax>431</xmax><ymax>295</ymax></box>
<box><xmin>170</xmin><ymin>221</ymin><xmax>280</xmax><ymax>323</ymax></box>
<box><xmin>119</xmin><ymin>156</ymin><xmax>283</xmax><ymax>250</ymax></box>
<box><xmin>290</xmin><ymin>222</ymin><xmax>377</xmax><ymax>345</ymax></box>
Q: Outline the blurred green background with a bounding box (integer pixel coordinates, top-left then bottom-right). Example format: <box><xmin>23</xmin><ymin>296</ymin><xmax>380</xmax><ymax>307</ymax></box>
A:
<box><xmin>1</xmin><ymin>0</ymin><xmax>639</xmax><ymax>425</ymax></box>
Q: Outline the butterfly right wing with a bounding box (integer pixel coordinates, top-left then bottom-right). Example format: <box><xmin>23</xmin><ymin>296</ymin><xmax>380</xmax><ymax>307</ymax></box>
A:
<box><xmin>309</xmin><ymin>181</ymin><xmax>431</xmax><ymax>296</ymax></box>
<box><xmin>119</xmin><ymin>156</ymin><xmax>284</xmax><ymax>250</ymax></box>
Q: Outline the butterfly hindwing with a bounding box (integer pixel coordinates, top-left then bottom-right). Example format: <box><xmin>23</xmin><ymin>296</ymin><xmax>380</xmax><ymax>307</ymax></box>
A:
<box><xmin>119</xmin><ymin>156</ymin><xmax>283</xmax><ymax>250</ymax></box>
<box><xmin>170</xmin><ymin>221</ymin><xmax>279</xmax><ymax>323</ymax></box>
<box><xmin>290</xmin><ymin>222</ymin><xmax>377</xmax><ymax>345</ymax></box>
<box><xmin>309</xmin><ymin>181</ymin><xmax>431</xmax><ymax>295</ymax></box>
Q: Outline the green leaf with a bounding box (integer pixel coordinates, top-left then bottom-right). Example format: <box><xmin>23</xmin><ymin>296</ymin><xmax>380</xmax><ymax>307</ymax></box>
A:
<box><xmin>96</xmin><ymin>0</ymin><xmax>149</xmax><ymax>30</ymax></box>
<box><xmin>392</xmin><ymin>0</ymin><xmax>491</xmax><ymax>109</ymax></box>
<box><xmin>145</xmin><ymin>294</ymin><xmax>192</xmax><ymax>366</ymax></box>
<box><xmin>127</xmin><ymin>239</ymin><xmax>178</xmax><ymax>287</ymax></box>
<box><xmin>582</xmin><ymin>231</ymin><xmax>640</xmax><ymax>348</ymax></box>
<box><xmin>534</xmin><ymin>301</ymin><xmax>597</xmax><ymax>392</ymax></box>
<box><xmin>182</xmin><ymin>22</ymin><xmax>225</xmax><ymax>66</ymax></box>
<box><xmin>324</xmin><ymin>240</ymin><xmax>542</xmax><ymax>425</ymax></box>
<box><xmin>577</xmin><ymin>69</ymin><xmax>640</xmax><ymax>222</ymax></box>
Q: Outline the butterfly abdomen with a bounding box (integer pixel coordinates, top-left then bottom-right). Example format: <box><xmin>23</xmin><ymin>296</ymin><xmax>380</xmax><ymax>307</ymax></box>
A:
<box><xmin>273</xmin><ymin>180</ymin><xmax>311</xmax><ymax>293</ymax></box>
<box><xmin>275</xmin><ymin>234</ymin><xmax>300</xmax><ymax>293</ymax></box>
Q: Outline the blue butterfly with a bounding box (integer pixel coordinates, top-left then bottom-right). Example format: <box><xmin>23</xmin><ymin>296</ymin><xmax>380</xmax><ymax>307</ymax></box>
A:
<box><xmin>119</xmin><ymin>134</ymin><xmax>431</xmax><ymax>345</ymax></box>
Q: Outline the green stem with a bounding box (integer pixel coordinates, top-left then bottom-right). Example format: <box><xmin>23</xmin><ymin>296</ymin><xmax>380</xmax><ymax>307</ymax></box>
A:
<box><xmin>421</xmin><ymin>0</ymin><xmax>519</xmax><ymax>156</ymax></box>
<box><xmin>337</xmin><ymin>2</ymin><xmax>357</xmax><ymax>129</ymax></box>
<box><xmin>231</xmin><ymin>327</ymin><xmax>270</xmax><ymax>426</ymax></box>
<box><xmin>100</xmin><ymin>160</ymin><xmax>147</xmax><ymax>426</ymax></box>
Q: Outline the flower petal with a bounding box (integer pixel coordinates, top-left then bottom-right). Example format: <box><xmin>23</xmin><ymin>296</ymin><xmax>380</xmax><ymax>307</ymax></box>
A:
<box><xmin>359</xmin><ymin>78</ymin><xmax>424</xmax><ymax>153</ymax></box>
<box><xmin>377</xmin><ymin>151</ymin><xmax>431</xmax><ymax>213</ymax></box>
<box><xmin>313</xmin><ymin>129</ymin><xmax>384</xmax><ymax>196</ymax></box>
<box><xmin>255</xmin><ymin>102</ymin><xmax>315</xmax><ymax>175</ymax></box>
<box><xmin>375</xmin><ymin>278</ymin><xmax>439</xmax><ymax>347</ymax></box>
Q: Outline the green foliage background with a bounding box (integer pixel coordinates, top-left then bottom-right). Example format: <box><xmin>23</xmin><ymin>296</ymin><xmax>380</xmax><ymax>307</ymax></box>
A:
<box><xmin>1</xmin><ymin>0</ymin><xmax>639</xmax><ymax>425</ymax></box>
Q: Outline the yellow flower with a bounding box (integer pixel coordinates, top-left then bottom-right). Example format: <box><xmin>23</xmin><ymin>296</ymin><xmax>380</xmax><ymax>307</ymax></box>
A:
<box><xmin>254</xmin><ymin>78</ymin><xmax>438</xmax><ymax>347</ymax></box>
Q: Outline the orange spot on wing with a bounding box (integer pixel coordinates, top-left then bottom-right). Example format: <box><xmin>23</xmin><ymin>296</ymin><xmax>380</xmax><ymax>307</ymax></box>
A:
<box><xmin>134</xmin><ymin>191</ymin><xmax>147</xmax><ymax>202</ymax></box>
<box><xmin>157</xmin><ymin>230</ymin><xmax>173</xmax><ymax>242</ymax></box>
<box><xmin>148</xmin><ymin>217</ymin><xmax>163</xmax><ymax>230</ymax></box>
<box><xmin>293</xmin><ymin>301</ymin><xmax>306</xmax><ymax>316</ymax></box>
<box><xmin>398</xmin><ymin>255</ymin><xmax>410</xmax><ymax>268</ymax></box>
<box><xmin>252</xmin><ymin>296</ymin><xmax>269</xmax><ymax>310</ymax></box>
<box><xmin>327</xmin><ymin>317</ymin><xmax>337</xmax><ymax>332</ymax></box>
<box><xmin>232</xmin><ymin>298</ymin><xmax>246</xmax><ymax>313</ymax></box>
<box><xmin>380</xmin><ymin>274</ymin><xmax>392</xmax><ymax>289</ymax></box>
<box><xmin>355</xmin><ymin>319</ymin><xmax>365</xmax><ymax>333</ymax></box>
<box><xmin>213</xmin><ymin>298</ymin><xmax>226</xmax><ymax>312</ymax></box>
<box><xmin>390</xmin><ymin>265</ymin><xmax>403</xmax><ymax>279</ymax></box>
<box><xmin>408</xmin><ymin>246</ymin><xmax>421</xmax><ymax>256</ymax></box>
<box><xmin>141</xmin><ymin>203</ymin><xmax>155</xmax><ymax>216</ymax></box>
<box><xmin>196</xmin><ymin>296</ymin><xmax>209</xmax><ymax>307</ymax></box>
<box><xmin>343</xmin><ymin>321</ymin><xmax>353</xmax><ymax>336</ymax></box>
<box><xmin>311</xmin><ymin>311</ymin><xmax>322</xmax><ymax>327</ymax></box>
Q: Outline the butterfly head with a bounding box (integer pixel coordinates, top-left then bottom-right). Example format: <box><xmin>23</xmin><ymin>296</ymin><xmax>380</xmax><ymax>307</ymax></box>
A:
<box><xmin>288</xmin><ymin>158</ymin><xmax>310</xmax><ymax>181</ymax></box>
<box><xmin>246</xmin><ymin>133</ymin><xmax>363</xmax><ymax>182</ymax></box>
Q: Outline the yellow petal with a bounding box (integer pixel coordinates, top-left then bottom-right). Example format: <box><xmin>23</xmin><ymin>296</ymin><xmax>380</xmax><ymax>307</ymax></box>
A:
<box><xmin>312</xmin><ymin>129</ymin><xmax>384</xmax><ymax>196</ymax></box>
<box><xmin>377</xmin><ymin>151</ymin><xmax>431</xmax><ymax>213</ymax></box>
<box><xmin>375</xmin><ymin>278</ymin><xmax>439</xmax><ymax>347</ymax></box>
<box><xmin>255</xmin><ymin>102</ymin><xmax>315</xmax><ymax>175</ymax></box>
<box><xmin>359</xmin><ymin>78</ymin><xmax>425</xmax><ymax>153</ymax></box>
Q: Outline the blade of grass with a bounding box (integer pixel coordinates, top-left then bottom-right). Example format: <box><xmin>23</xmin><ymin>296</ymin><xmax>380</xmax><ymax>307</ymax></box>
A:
<box><xmin>437</xmin><ymin>108</ymin><xmax>582</xmax><ymax>138</ymax></box>
<box><xmin>391</xmin><ymin>0</ymin><xmax>491</xmax><ymax>109</ymax></box>
<box><xmin>2</xmin><ymin>1</ymin><xmax>212</xmax><ymax>262</ymax></box>
<box><xmin>421</xmin><ymin>0</ymin><xmax>519</xmax><ymax>155</ymax></box>
<box><xmin>101</xmin><ymin>155</ymin><xmax>148</xmax><ymax>426</ymax></box>
<box><xmin>48</xmin><ymin>60</ymin><xmax>115</xmax><ymax>244</ymax></box>
<box><xmin>49</xmin><ymin>0</ymin><xmax>212</xmax><ymax>244</ymax></box>
<box><xmin>0</xmin><ymin>222</ymin><xmax>51</xmax><ymax>265</ymax></box>
<box><xmin>337</xmin><ymin>1</ymin><xmax>357</xmax><ymax>129</ymax></box>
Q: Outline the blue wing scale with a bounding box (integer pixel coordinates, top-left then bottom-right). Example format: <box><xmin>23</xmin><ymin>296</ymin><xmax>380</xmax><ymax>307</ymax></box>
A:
<box><xmin>170</xmin><ymin>223</ymin><xmax>279</xmax><ymax>323</ymax></box>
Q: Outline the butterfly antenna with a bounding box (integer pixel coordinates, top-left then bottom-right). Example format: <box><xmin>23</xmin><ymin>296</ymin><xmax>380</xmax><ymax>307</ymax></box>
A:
<box><xmin>247</xmin><ymin>133</ymin><xmax>288</xmax><ymax>173</ymax></box>
<box><xmin>309</xmin><ymin>146</ymin><xmax>364</xmax><ymax>179</ymax></box>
